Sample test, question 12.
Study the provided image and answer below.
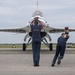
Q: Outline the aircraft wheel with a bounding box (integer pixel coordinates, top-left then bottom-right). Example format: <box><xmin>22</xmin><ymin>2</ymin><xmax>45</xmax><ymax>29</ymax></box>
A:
<box><xmin>23</xmin><ymin>43</ymin><xmax>26</xmax><ymax>51</ymax></box>
<box><xmin>49</xmin><ymin>43</ymin><xmax>53</xmax><ymax>51</ymax></box>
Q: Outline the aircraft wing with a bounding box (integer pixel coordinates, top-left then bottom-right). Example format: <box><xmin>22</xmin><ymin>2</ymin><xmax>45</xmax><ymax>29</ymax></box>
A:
<box><xmin>0</xmin><ymin>26</ymin><xmax>30</xmax><ymax>33</ymax></box>
<box><xmin>44</xmin><ymin>25</ymin><xmax>75</xmax><ymax>33</ymax></box>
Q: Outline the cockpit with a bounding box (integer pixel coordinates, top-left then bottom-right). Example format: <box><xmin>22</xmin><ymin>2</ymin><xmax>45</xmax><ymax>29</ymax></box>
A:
<box><xmin>32</xmin><ymin>10</ymin><xmax>43</xmax><ymax>17</ymax></box>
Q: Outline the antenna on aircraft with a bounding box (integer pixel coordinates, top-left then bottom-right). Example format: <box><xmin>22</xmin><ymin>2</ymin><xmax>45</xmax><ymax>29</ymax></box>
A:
<box><xmin>37</xmin><ymin>2</ymin><xmax>38</xmax><ymax>10</ymax></box>
<box><xmin>32</xmin><ymin>2</ymin><xmax>43</xmax><ymax>17</ymax></box>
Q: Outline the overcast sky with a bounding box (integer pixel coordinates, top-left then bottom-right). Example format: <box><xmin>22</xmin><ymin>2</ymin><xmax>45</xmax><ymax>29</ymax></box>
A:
<box><xmin>0</xmin><ymin>0</ymin><xmax>75</xmax><ymax>44</ymax></box>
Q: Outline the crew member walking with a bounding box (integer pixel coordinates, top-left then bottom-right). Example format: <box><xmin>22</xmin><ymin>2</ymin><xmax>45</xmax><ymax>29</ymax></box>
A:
<box><xmin>51</xmin><ymin>33</ymin><xmax>69</xmax><ymax>67</ymax></box>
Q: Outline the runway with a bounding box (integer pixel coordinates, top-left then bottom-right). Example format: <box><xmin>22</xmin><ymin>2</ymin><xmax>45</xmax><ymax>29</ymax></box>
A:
<box><xmin>0</xmin><ymin>48</ymin><xmax>75</xmax><ymax>54</ymax></box>
<box><xmin>0</xmin><ymin>48</ymin><xmax>75</xmax><ymax>75</ymax></box>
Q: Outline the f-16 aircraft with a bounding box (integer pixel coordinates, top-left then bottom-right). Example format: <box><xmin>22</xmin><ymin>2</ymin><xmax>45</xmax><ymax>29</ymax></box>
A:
<box><xmin>0</xmin><ymin>3</ymin><xmax>75</xmax><ymax>51</ymax></box>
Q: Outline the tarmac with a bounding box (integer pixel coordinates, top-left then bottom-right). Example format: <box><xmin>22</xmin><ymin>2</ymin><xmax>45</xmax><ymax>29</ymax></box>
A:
<box><xmin>0</xmin><ymin>48</ymin><xmax>75</xmax><ymax>75</ymax></box>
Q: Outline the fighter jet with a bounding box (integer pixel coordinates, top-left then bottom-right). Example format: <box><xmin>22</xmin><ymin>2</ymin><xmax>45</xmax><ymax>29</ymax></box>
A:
<box><xmin>0</xmin><ymin>3</ymin><xmax>75</xmax><ymax>51</ymax></box>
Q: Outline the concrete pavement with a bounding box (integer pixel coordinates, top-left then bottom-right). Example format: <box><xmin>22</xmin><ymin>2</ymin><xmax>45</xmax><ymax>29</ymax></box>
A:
<box><xmin>0</xmin><ymin>48</ymin><xmax>75</xmax><ymax>75</ymax></box>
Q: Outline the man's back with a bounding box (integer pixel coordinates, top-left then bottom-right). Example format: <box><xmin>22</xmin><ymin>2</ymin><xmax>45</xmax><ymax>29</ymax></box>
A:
<box><xmin>31</xmin><ymin>25</ymin><xmax>42</xmax><ymax>38</ymax></box>
<box><xmin>58</xmin><ymin>34</ymin><xmax>69</xmax><ymax>45</ymax></box>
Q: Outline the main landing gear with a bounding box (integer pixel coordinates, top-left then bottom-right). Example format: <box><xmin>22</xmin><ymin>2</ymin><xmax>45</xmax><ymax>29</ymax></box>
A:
<box><xmin>23</xmin><ymin>43</ymin><xmax>26</xmax><ymax>51</ymax></box>
<box><xmin>41</xmin><ymin>38</ymin><xmax>53</xmax><ymax>51</ymax></box>
<box><xmin>49</xmin><ymin>43</ymin><xmax>53</xmax><ymax>51</ymax></box>
<box><xmin>22</xmin><ymin>43</ymin><xmax>53</xmax><ymax>51</ymax></box>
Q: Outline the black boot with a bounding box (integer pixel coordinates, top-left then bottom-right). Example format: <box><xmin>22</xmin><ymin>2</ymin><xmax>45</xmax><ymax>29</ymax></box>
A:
<box><xmin>57</xmin><ymin>58</ymin><xmax>61</xmax><ymax>65</ymax></box>
<box><xmin>51</xmin><ymin>63</ymin><xmax>55</xmax><ymax>67</ymax></box>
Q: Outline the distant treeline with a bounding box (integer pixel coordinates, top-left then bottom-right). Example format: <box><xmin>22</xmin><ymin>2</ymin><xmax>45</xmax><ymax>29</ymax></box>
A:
<box><xmin>0</xmin><ymin>43</ymin><xmax>22</xmax><ymax>45</ymax></box>
<box><xmin>0</xmin><ymin>43</ymin><xmax>75</xmax><ymax>45</ymax></box>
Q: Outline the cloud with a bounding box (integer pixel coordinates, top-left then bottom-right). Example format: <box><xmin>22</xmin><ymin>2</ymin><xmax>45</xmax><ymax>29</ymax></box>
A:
<box><xmin>0</xmin><ymin>7</ymin><xmax>15</xmax><ymax>15</ymax></box>
<box><xmin>0</xmin><ymin>0</ymin><xmax>75</xmax><ymax>43</ymax></box>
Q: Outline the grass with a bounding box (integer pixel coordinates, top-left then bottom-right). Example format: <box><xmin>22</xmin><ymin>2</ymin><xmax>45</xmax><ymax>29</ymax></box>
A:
<box><xmin>0</xmin><ymin>44</ymin><xmax>56</xmax><ymax>48</ymax></box>
<box><xmin>0</xmin><ymin>43</ymin><xmax>73</xmax><ymax>48</ymax></box>
<box><xmin>0</xmin><ymin>44</ymin><xmax>22</xmax><ymax>48</ymax></box>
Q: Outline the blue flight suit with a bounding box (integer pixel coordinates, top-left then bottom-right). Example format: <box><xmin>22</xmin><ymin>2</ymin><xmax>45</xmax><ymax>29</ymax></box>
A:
<box><xmin>31</xmin><ymin>25</ymin><xmax>42</xmax><ymax>65</ymax></box>
<box><xmin>52</xmin><ymin>36</ymin><xmax>69</xmax><ymax>64</ymax></box>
